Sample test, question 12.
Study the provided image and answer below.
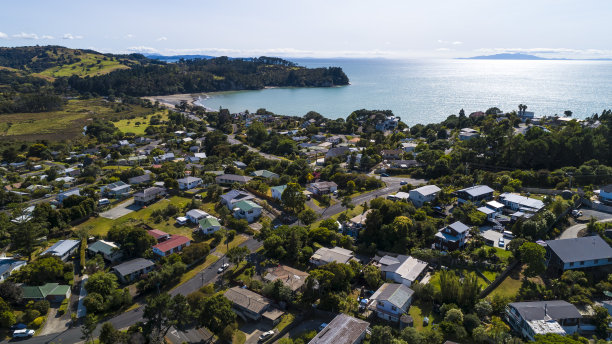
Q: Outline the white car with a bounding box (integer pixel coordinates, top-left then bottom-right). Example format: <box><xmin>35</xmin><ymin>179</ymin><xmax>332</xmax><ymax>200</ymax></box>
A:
<box><xmin>13</xmin><ymin>329</ymin><xmax>34</xmax><ymax>338</ymax></box>
<box><xmin>498</xmin><ymin>238</ymin><xmax>505</xmax><ymax>247</ymax></box>
<box><xmin>217</xmin><ymin>263</ymin><xmax>230</xmax><ymax>273</ymax></box>
<box><xmin>258</xmin><ymin>330</ymin><xmax>275</xmax><ymax>341</ymax></box>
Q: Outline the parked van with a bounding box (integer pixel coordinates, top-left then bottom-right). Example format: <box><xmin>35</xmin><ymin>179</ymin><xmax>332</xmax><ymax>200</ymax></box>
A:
<box><xmin>98</xmin><ymin>198</ymin><xmax>110</xmax><ymax>206</ymax></box>
<box><xmin>503</xmin><ymin>231</ymin><xmax>514</xmax><ymax>239</ymax></box>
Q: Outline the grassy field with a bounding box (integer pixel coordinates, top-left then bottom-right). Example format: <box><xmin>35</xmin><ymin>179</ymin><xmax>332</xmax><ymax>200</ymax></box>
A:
<box><xmin>75</xmin><ymin>196</ymin><xmax>210</xmax><ymax>238</ymax></box>
<box><xmin>0</xmin><ymin>98</ymin><xmax>156</xmax><ymax>141</ymax></box>
<box><xmin>311</xmin><ymin>205</ymin><xmax>364</xmax><ymax>228</ymax></box>
<box><xmin>113</xmin><ymin>111</ymin><xmax>168</xmax><ymax>135</ymax></box>
<box><xmin>489</xmin><ymin>265</ymin><xmax>524</xmax><ymax>300</ymax></box>
<box><xmin>35</xmin><ymin>53</ymin><xmax>131</xmax><ymax>79</ymax></box>
<box><xmin>408</xmin><ymin>301</ymin><xmax>441</xmax><ymax>331</ymax></box>
<box><xmin>494</xmin><ymin>247</ymin><xmax>514</xmax><ymax>264</ymax></box>
<box><xmin>428</xmin><ymin>269</ymin><xmax>490</xmax><ymax>290</ymax></box>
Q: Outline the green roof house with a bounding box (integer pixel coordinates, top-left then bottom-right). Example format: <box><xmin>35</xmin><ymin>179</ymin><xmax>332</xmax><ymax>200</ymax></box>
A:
<box><xmin>22</xmin><ymin>283</ymin><xmax>71</xmax><ymax>303</ymax></box>
<box><xmin>232</xmin><ymin>200</ymin><xmax>262</xmax><ymax>223</ymax></box>
<box><xmin>250</xmin><ymin>170</ymin><xmax>280</xmax><ymax>180</ymax></box>
<box><xmin>87</xmin><ymin>240</ymin><xmax>123</xmax><ymax>262</ymax></box>
<box><xmin>198</xmin><ymin>217</ymin><xmax>222</xmax><ymax>235</ymax></box>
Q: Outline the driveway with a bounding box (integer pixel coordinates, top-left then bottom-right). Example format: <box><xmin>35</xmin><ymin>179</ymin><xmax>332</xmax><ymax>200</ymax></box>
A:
<box><xmin>38</xmin><ymin>305</ymin><xmax>70</xmax><ymax>336</ymax></box>
<box><xmin>241</xmin><ymin>321</ymin><xmax>273</xmax><ymax>344</ymax></box>
<box><xmin>99</xmin><ymin>199</ymin><xmax>139</xmax><ymax>219</ymax></box>
<box><xmin>581</xmin><ymin>209</ymin><xmax>612</xmax><ymax>220</ymax></box>
<box><xmin>560</xmin><ymin>218</ymin><xmax>612</xmax><ymax>239</ymax></box>
<box><xmin>276</xmin><ymin>316</ymin><xmax>333</xmax><ymax>342</ymax></box>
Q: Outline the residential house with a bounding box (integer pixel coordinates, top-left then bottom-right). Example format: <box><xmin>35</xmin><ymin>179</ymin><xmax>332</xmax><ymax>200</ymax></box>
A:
<box><xmin>41</xmin><ymin>239</ymin><xmax>80</xmax><ymax>261</ymax></box>
<box><xmin>177</xmin><ymin>176</ymin><xmax>203</xmax><ymax>190</ymax></box>
<box><xmin>101</xmin><ymin>181</ymin><xmax>131</xmax><ymax>198</ymax></box>
<box><xmin>499</xmin><ymin>193</ymin><xmax>545</xmax><ymax>213</ymax></box>
<box><xmin>310</xmin><ymin>247</ymin><xmax>355</xmax><ymax>266</ymax></box>
<box><xmin>87</xmin><ymin>240</ymin><xmax>123</xmax><ymax>262</ymax></box>
<box><xmin>486</xmin><ymin>200</ymin><xmax>505</xmax><ymax>214</ymax></box>
<box><xmin>325</xmin><ymin>147</ymin><xmax>350</xmax><ymax>161</ymax></box>
<box><xmin>326</xmin><ymin>136</ymin><xmax>342</xmax><ymax>144</ymax></box>
<box><xmin>185</xmin><ymin>209</ymin><xmax>209</xmax><ymax>224</ymax></box>
<box><xmin>0</xmin><ymin>258</ymin><xmax>26</xmax><ymax>282</ymax></box>
<box><xmin>506</xmin><ymin>301</ymin><xmax>581</xmax><ymax>340</ymax></box>
<box><xmin>401</xmin><ymin>142</ymin><xmax>417</xmax><ymax>154</ymax></box>
<box><xmin>271</xmin><ymin>185</ymin><xmax>287</xmax><ymax>201</ymax></box>
<box><xmin>56</xmin><ymin>188</ymin><xmax>80</xmax><ymax>204</ymax></box>
<box><xmin>152</xmin><ymin>235</ymin><xmax>191</xmax><ymax>257</ymax></box>
<box><xmin>112</xmin><ymin>258</ymin><xmax>155</xmax><ymax>283</ymax></box>
<box><xmin>22</xmin><ymin>283</ymin><xmax>71</xmax><ymax>302</ymax></box>
<box><xmin>224</xmin><ymin>287</ymin><xmax>284</xmax><ymax>325</ymax></box>
<box><xmin>153</xmin><ymin>152</ymin><xmax>175</xmax><ymax>164</ymax></box>
<box><xmin>307</xmin><ymin>181</ymin><xmax>338</xmax><ymax>195</ymax></box>
<box><xmin>519</xmin><ymin>111</ymin><xmax>535</xmax><ymax>121</ymax></box>
<box><xmin>381</xmin><ymin>149</ymin><xmax>403</xmax><ymax>160</ymax></box>
<box><xmin>388</xmin><ymin>160</ymin><xmax>419</xmax><ymax>169</ymax></box>
<box><xmin>455</xmin><ymin>185</ymin><xmax>494</xmax><ymax>204</ymax></box>
<box><xmin>459</xmin><ymin>128</ymin><xmax>480</xmax><ymax>141</ymax></box>
<box><xmin>434</xmin><ymin>221</ymin><xmax>470</xmax><ymax>251</ymax></box>
<box><xmin>264</xmin><ymin>265</ymin><xmax>309</xmax><ymax>292</ymax></box>
<box><xmin>198</xmin><ymin>217</ymin><xmax>221</xmax><ymax>234</ymax></box>
<box><xmin>545</xmin><ymin>236</ymin><xmax>612</xmax><ymax>273</ymax></box>
<box><xmin>387</xmin><ymin>192</ymin><xmax>410</xmax><ymax>202</ymax></box>
<box><xmin>477</xmin><ymin>206</ymin><xmax>497</xmax><ymax>220</ymax></box>
<box><xmin>369</xmin><ymin>283</ymin><xmax>414</xmax><ymax>322</ymax></box>
<box><xmin>344</xmin><ymin>210</ymin><xmax>371</xmax><ymax>237</ymax></box>
<box><xmin>221</xmin><ymin>190</ymin><xmax>255</xmax><ymax>209</ymax></box>
<box><xmin>309</xmin><ymin>313</ymin><xmax>369</xmax><ymax>344</ymax></box>
<box><xmin>232</xmin><ymin>200</ymin><xmax>262</xmax><ymax>223</ymax></box>
<box><xmin>374</xmin><ymin>255</ymin><xmax>428</xmax><ymax>287</ymax></box>
<box><xmin>55</xmin><ymin>176</ymin><xmax>75</xmax><ymax>188</ymax></box>
<box><xmin>376</xmin><ymin>115</ymin><xmax>399</xmax><ymax>131</ymax></box>
<box><xmin>234</xmin><ymin>161</ymin><xmax>247</xmax><ymax>170</ymax></box>
<box><xmin>251</xmin><ymin>170</ymin><xmax>279</xmax><ymax>179</ymax></box>
<box><xmin>147</xmin><ymin>229</ymin><xmax>170</xmax><ymax>242</ymax></box>
<box><xmin>346</xmin><ymin>153</ymin><xmax>362</xmax><ymax>166</ymax></box>
<box><xmin>134</xmin><ymin>186</ymin><xmax>166</xmax><ymax>205</ymax></box>
<box><xmin>128</xmin><ymin>174</ymin><xmax>152</xmax><ymax>185</ymax></box>
<box><xmin>215</xmin><ymin>174</ymin><xmax>252</xmax><ymax>185</ymax></box>
<box><xmin>312</xmin><ymin>134</ymin><xmax>326</xmax><ymax>141</ymax></box>
<box><xmin>63</xmin><ymin>168</ymin><xmax>80</xmax><ymax>177</ymax></box>
<box><xmin>409</xmin><ymin>185</ymin><xmax>441</xmax><ymax>207</ymax></box>
<box><xmin>599</xmin><ymin>185</ymin><xmax>612</xmax><ymax>204</ymax></box>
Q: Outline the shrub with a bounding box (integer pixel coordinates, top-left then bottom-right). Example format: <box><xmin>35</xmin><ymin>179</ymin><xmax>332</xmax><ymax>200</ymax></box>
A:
<box><xmin>31</xmin><ymin>300</ymin><xmax>50</xmax><ymax>315</ymax></box>
<box><xmin>30</xmin><ymin>316</ymin><xmax>45</xmax><ymax>329</ymax></box>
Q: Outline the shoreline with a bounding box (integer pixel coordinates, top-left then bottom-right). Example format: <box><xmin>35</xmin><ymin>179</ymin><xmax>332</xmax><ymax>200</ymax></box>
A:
<box><xmin>143</xmin><ymin>93</ymin><xmax>215</xmax><ymax>111</ymax></box>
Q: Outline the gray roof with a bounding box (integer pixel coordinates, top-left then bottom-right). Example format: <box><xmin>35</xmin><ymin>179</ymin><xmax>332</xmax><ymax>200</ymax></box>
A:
<box><xmin>216</xmin><ymin>174</ymin><xmax>252</xmax><ymax>183</ymax></box>
<box><xmin>378</xmin><ymin>255</ymin><xmax>428</xmax><ymax>283</ymax></box>
<box><xmin>448</xmin><ymin>221</ymin><xmax>470</xmax><ymax>234</ymax></box>
<box><xmin>0</xmin><ymin>258</ymin><xmax>26</xmax><ymax>277</ymax></box>
<box><xmin>412</xmin><ymin>185</ymin><xmax>441</xmax><ymax>196</ymax></box>
<box><xmin>224</xmin><ymin>287</ymin><xmax>271</xmax><ymax>314</ymax></box>
<box><xmin>370</xmin><ymin>283</ymin><xmax>414</xmax><ymax>310</ymax></box>
<box><xmin>600</xmin><ymin>185</ymin><xmax>612</xmax><ymax>193</ymax></box>
<box><xmin>42</xmin><ymin>239</ymin><xmax>80</xmax><ymax>257</ymax></box>
<box><xmin>546</xmin><ymin>236</ymin><xmax>612</xmax><ymax>263</ymax></box>
<box><xmin>509</xmin><ymin>301</ymin><xmax>582</xmax><ymax>321</ymax></box>
<box><xmin>112</xmin><ymin>258</ymin><xmax>155</xmax><ymax>277</ymax></box>
<box><xmin>177</xmin><ymin>176</ymin><xmax>202</xmax><ymax>184</ymax></box>
<box><xmin>458</xmin><ymin>185</ymin><xmax>494</xmax><ymax>197</ymax></box>
<box><xmin>309</xmin><ymin>313</ymin><xmax>369</xmax><ymax>344</ymax></box>
<box><xmin>311</xmin><ymin>247</ymin><xmax>354</xmax><ymax>264</ymax></box>
<box><xmin>325</xmin><ymin>147</ymin><xmax>350</xmax><ymax>158</ymax></box>
<box><xmin>128</xmin><ymin>174</ymin><xmax>151</xmax><ymax>184</ymax></box>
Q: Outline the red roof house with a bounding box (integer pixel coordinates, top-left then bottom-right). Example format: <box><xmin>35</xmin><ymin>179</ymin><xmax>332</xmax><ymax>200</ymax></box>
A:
<box><xmin>147</xmin><ymin>229</ymin><xmax>170</xmax><ymax>242</ymax></box>
<box><xmin>152</xmin><ymin>235</ymin><xmax>191</xmax><ymax>257</ymax></box>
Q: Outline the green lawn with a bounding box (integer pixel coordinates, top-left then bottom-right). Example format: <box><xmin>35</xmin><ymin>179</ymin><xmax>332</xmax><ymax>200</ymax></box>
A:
<box><xmin>490</xmin><ymin>266</ymin><xmax>523</xmax><ymax>299</ymax></box>
<box><xmin>428</xmin><ymin>269</ymin><xmax>490</xmax><ymax>290</ymax></box>
<box><xmin>113</xmin><ymin>111</ymin><xmax>168</xmax><ymax>135</ymax></box>
<box><xmin>482</xmin><ymin>270</ymin><xmax>498</xmax><ymax>282</ymax></box>
<box><xmin>275</xmin><ymin>313</ymin><xmax>296</xmax><ymax>332</ymax></box>
<box><xmin>408</xmin><ymin>301</ymin><xmax>441</xmax><ymax>331</ymax></box>
<box><xmin>36</xmin><ymin>53</ymin><xmax>131</xmax><ymax>78</ymax></box>
<box><xmin>311</xmin><ymin>205</ymin><xmax>364</xmax><ymax>228</ymax></box>
<box><xmin>494</xmin><ymin>247</ymin><xmax>513</xmax><ymax>264</ymax></box>
<box><xmin>232</xmin><ymin>330</ymin><xmax>246</xmax><ymax>344</ymax></box>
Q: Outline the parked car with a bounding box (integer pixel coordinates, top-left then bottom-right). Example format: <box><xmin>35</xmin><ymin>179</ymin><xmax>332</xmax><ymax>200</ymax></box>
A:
<box><xmin>318</xmin><ymin>323</ymin><xmax>328</xmax><ymax>332</ymax></box>
<box><xmin>13</xmin><ymin>329</ymin><xmax>34</xmax><ymax>338</ymax></box>
<box><xmin>217</xmin><ymin>263</ymin><xmax>230</xmax><ymax>273</ymax></box>
<box><xmin>400</xmin><ymin>180</ymin><xmax>407</xmax><ymax>185</ymax></box>
<box><xmin>258</xmin><ymin>330</ymin><xmax>275</xmax><ymax>341</ymax></box>
<box><xmin>381</xmin><ymin>173</ymin><xmax>390</xmax><ymax>177</ymax></box>
<box><xmin>498</xmin><ymin>237</ymin><xmax>505</xmax><ymax>247</ymax></box>
<box><xmin>571</xmin><ymin>209</ymin><xmax>583</xmax><ymax>218</ymax></box>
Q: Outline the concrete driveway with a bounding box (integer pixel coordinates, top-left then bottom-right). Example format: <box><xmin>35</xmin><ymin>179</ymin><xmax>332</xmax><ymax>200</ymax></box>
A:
<box><xmin>99</xmin><ymin>199</ymin><xmax>139</xmax><ymax>219</ymax></box>
<box><xmin>240</xmin><ymin>321</ymin><xmax>273</xmax><ymax>344</ymax></box>
<box><xmin>276</xmin><ymin>315</ymin><xmax>333</xmax><ymax>342</ymax></box>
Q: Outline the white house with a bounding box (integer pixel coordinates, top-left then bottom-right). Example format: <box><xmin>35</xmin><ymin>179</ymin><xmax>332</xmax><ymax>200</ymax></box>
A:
<box><xmin>41</xmin><ymin>239</ymin><xmax>80</xmax><ymax>261</ymax></box>
<box><xmin>177</xmin><ymin>177</ymin><xmax>203</xmax><ymax>190</ymax></box>
<box><xmin>369</xmin><ymin>283</ymin><xmax>414</xmax><ymax>323</ymax></box>
<box><xmin>0</xmin><ymin>258</ymin><xmax>26</xmax><ymax>282</ymax></box>
<box><xmin>185</xmin><ymin>209</ymin><xmax>209</xmax><ymax>224</ymax></box>
<box><xmin>271</xmin><ymin>185</ymin><xmax>287</xmax><ymax>201</ymax></box>
<box><xmin>408</xmin><ymin>185</ymin><xmax>441</xmax><ymax>207</ymax></box>
<box><xmin>375</xmin><ymin>255</ymin><xmax>428</xmax><ymax>286</ymax></box>
<box><xmin>499</xmin><ymin>193</ymin><xmax>545</xmax><ymax>213</ymax></box>
<box><xmin>232</xmin><ymin>200</ymin><xmax>262</xmax><ymax>223</ymax></box>
<box><xmin>307</xmin><ymin>182</ymin><xmax>338</xmax><ymax>195</ymax></box>
<box><xmin>309</xmin><ymin>247</ymin><xmax>355</xmax><ymax>266</ymax></box>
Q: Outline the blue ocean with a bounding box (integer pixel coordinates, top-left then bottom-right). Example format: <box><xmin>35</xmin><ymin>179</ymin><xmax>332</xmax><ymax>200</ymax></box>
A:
<box><xmin>196</xmin><ymin>58</ymin><xmax>612</xmax><ymax>126</ymax></box>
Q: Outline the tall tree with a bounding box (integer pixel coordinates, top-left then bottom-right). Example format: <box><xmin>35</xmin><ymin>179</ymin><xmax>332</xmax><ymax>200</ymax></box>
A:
<box><xmin>519</xmin><ymin>242</ymin><xmax>546</xmax><ymax>278</ymax></box>
<box><xmin>81</xmin><ymin>314</ymin><xmax>98</xmax><ymax>344</ymax></box>
<box><xmin>281</xmin><ymin>182</ymin><xmax>306</xmax><ymax>214</ymax></box>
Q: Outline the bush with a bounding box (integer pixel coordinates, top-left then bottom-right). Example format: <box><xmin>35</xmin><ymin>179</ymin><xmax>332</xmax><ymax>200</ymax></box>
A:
<box><xmin>24</xmin><ymin>309</ymin><xmax>40</xmax><ymax>323</ymax></box>
<box><xmin>31</xmin><ymin>300</ymin><xmax>50</xmax><ymax>315</ymax></box>
<box><xmin>30</xmin><ymin>316</ymin><xmax>45</xmax><ymax>329</ymax></box>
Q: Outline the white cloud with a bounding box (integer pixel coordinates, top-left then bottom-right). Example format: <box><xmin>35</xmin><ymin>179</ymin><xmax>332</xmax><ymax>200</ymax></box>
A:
<box><xmin>63</xmin><ymin>33</ymin><xmax>83</xmax><ymax>39</ymax></box>
<box><xmin>452</xmin><ymin>41</ymin><xmax>463</xmax><ymax>45</ymax></box>
<box><xmin>41</xmin><ymin>35</ymin><xmax>54</xmax><ymax>39</ymax></box>
<box><xmin>13</xmin><ymin>32</ymin><xmax>38</xmax><ymax>39</ymax></box>
<box><xmin>156</xmin><ymin>36</ymin><xmax>167</xmax><ymax>41</ymax></box>
<box><xmin>126</xmin><ymin>46</ymin><xmax>159</xmax><ymax>54</ymax></box>
<box><xmin>438</xmin><ymin>39</ymin><xmax>463</xmax><ymax>46</ymax></box>
<box><xmin>0</xmin><ymin>32</ymin><xmax>7</xmax><ymax>39</ymax></box>
<box><xmin>161</xmin><ymin>47</ymin><xmax>403</xmax><ymax>58</ymax></box>
<box><xmin>436</xmin><ymin>48</ymin><xmax>451</xmax><ymax>51</ymax></box>
<box><xmin>125</xmin><ymin>34</ymin><xmax>134</xmax><ymax>39</ymax></box>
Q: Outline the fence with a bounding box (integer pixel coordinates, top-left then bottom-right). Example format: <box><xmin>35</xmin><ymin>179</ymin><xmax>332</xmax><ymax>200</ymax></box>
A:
<box><xmin>479</xmin><ymin>260</ymin><xmax>520</xmax><ymax>298</ymax></box>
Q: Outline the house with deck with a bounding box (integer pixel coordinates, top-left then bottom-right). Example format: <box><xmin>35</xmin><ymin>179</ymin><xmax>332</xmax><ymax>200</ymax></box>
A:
<box><xmin>134</xmin><ymin>187</ymin><xmax>166</xmax><ymax>205</ymax></box>
<box><xmin>434</xmin><ymin>221</ymin><xmax>470</xmax><ymax>251</ymax></box>
<box><xmin>87</xmin><ymin>240</ymin><xmax>123</xmax><ymax>262</ymax></box>
<box><xmin>369</xmin><ymin>283</ymin><xmax>414</xmax><ymax>323</ymax></box>
<box><xmin>455</xmin><ymin>185</ymin><xmax>494</xmax><ymax>204</ymax></box>
<box><xmin>307</xmin><ymin>181</ymin><xmax>338</xmax><ymax>195</ymax></box>
<box><xmin>506</xmin><ymin>301</ymin><xmax>581</xmax><ymax>341</ymax></box>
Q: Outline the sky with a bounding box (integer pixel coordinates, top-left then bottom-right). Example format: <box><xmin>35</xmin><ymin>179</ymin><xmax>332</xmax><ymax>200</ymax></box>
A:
<box><xmin>1</xmin><ymin>0</ymin><xmax>612</xmax><ymax>59</ymax></box>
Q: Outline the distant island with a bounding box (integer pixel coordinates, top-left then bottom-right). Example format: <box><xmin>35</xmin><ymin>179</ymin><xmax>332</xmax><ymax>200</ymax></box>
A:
<box><xmin>460</xmin><ymin>52</ymin><xmax>612</xmax><ymax>61</ymax></box>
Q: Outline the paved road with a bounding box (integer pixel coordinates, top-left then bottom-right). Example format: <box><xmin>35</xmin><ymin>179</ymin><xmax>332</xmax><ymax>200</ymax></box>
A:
<box><xmin>4</xmin><ymin>238</ymin><xmax>262</xmax><ymax>344</ymax></box>
<box><xmin>227</xmin><ymin>134</ymin><xmax>282</xmax><ymax>161</ymax></box>
<box><xmin>559</xmin><ymin>218</ymin><xmax>612</xmax><ymax>239</ymax></box>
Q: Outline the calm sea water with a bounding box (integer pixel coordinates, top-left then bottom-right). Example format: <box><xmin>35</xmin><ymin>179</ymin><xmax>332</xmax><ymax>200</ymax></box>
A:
<box><xmin>196</xmin><ymin>58</ymin><xmax>612</xmax><ymax>126</ymax></box>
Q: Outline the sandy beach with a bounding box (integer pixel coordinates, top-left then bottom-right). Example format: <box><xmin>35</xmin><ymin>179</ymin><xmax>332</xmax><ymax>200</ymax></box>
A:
<box><xmin>143</xmin><ymin>93</ymin><xmax>209</xmax><ymax>109</ymax></box>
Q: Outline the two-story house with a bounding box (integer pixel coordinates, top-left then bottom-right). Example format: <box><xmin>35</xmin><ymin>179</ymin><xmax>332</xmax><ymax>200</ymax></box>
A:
<box><xmin>408</xmin><ymin>185</ymin><xmax>441</xmax><ymax>207</ymax></box>
<box><xmin>499</xmin><ymin>193</ymin><xmax>545</xmax><ymax>213</ymax></box>
<box><xmin>455</xmin><ymin>185</ymin><xmax>494</xmax><ymax>204</ymax></box>
<box><xmin>134</xmin><ymin>187</ymin><xmax>166</xmax><ymax>206</ymax></box>
<box><xmin>221</xmin><ymin>190</ymin><xmax>255</xmax><ymax>209</ymax></box>
<box><xmin>100</xmin><ymin>181</ymin><xmax>131</xmax><ymax>198</ymax></box>
<box><xmin>434</xmin><ymin>221</ymin><xmax>470</xmax><ymax>251</ymax></box>
<box><xmin>177</xmin><ymin>177</ymin><xmax>203</xmax><ymax>190</ymax></box>
<box><xmin>185</xmin><ymin>209</ymin><xmax>209</xmax><ymax>224</ymax></box>
<box><xmin>506</xmin><ymin>301</ymin><xmax>581</xmax><ymax>341</ymax></box>
<box><xmin>369</xmin><ymin>283</ymin><xmax>414</xmax><ymax>322</ymax></box>
<box><xmin>381</xmin><ymin>149</ymin><xmax>403</xmax><ymax>160</ymax></box>
<box><xmin>307</xmin><ymin>182</ymin><xmax>338</xmax><ymax>195</ymax></box>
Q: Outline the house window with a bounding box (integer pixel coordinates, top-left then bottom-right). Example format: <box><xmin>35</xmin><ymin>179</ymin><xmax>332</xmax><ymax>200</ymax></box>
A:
<box><xmin>609</xmin><ymin>258</ymin><xmax>612</xmax><ymax>262</ymax></box>
<box><xmin>594</xmin><ymin>259</ymin><xmax>598</xmax><ymax>264</ymax></box>
<box><xmin>391</xmin><ymin>306</ymin><xmax>397</xmax><ymax>311</ymax></box>
<box><xmin>580</xmin><ymin>261</ymin><xmax>585</xmax><ymax>265</ymax></box>
<box><xmin>569</xmin><ymin>262</ymin><xmax>574</xmax><ymax>267</ymax></box>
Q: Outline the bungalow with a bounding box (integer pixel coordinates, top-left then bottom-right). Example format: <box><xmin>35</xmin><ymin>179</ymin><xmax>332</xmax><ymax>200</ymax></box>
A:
<box><xmin>477</xmin><ymin>206</ymin><xmax>497</xmax><ymax>221</ymax></box>
<box><xmin>309</xmin><ymin>313</ymin><xmax>369</xmax><ymax>344</ymax></box>
<box><xmin>499</xmin><ymin>193</ymin><xmax>544</xmax><ymax>213</ymax></box>
<box><xmin>545</xmin><ymin>236</ymin><xmax>612</xmax><ymax>273</ymax></box>
<box><xmin>101</xmin><ymin>181</ymin><xmax>131</xmax><ymax>197</ymax></box>
<box><xmin>56</xmin><ymin>188</ymin><xmax>80</xmax><ymax>204</ymax></box>
<box><xmin>264</xmin><ymin>265</ymin><xmax>309</xmax><ymax>292</ymax></box>
<box><xmin>599</xmin><ymin>185</ymin><xmax>612</xmax><ymax>204</ymax></box>
<box><xmin>307</xmin><ymin>181</ymin><xmax>338</xmax><ymax>195</ymax></box>
<box><xmin>0</xmin><ymin>258</ymin><xmax>26</xmax><ymax>282</ymax></box>
<box><xmin>271</xmin><ymin>185</ymin><xmax>287</xmax><ymax>201</ymax></box>
<box><xmin>177</xmin><ymin>176</ymin><xmax>202</xmax><ymax>190</ymax></box>
<box><xmin>325</xmin><ymin>147</ymin><xmax>350</xmax><ymax>161</ymax></box>
<box><xmin>369</xmin><ymin>283</ymin><xmax>414</xmax><ymax>323</ymax></box>
<box><xmin>185</xmin><ymin>209</ymin><xmax>209</xmax><ymax>224</ymax></box>
<box><xmin>434</xmin><ymin>221</ymin><xmax>470</xmax><ymax>251</ymax></box>
<box><xmin>401</xmin><ymin>142</ymin><xmax>417</xmax><ymax>154</ymax></box>
<box><xmin>152</xmin><ymin>235</ymin><xmax>191</xmax><ymax>257</ymax></box>
<box><xmin>408</xmin><ymin>185</ymin><xmax>441</xmax><ymax>207</ymax></box>
<box><xmin>232</xmin><ymin>200</ymin><xmax>262</xmax><ymax>223</ymax></box>
<box><xmin>506</xmin><ymin>301</ymin><xmax>581</xmax><ymax>340</ymax></box>
<box><xmin>147</xmin><ymin>229</ymin><xmax>170</xmax><ymax>242</ymax></box>
<box><xmin>455</xmin><ymin>185</ymin><xmax>494</xmax><ymax>204</ymax></box>
<box><xmin>215</xmin><ymin>174</ymin><xmax>252</xmax><ymax>185</ymax></box>
<box><xmin>112</xmin><ymin>258</ymin><xmax>155</xmax><ymax>283</ymax></box>
<box><xmin>22</xmin><ymin>283</ymin><xmax>71</xmax><ymax>302</ymax></box>
<box><xmin>234</xmin><ymin>161</ymin><xmax>247</xmax><ymax>170</ymax></box>
<box><xmin>128</xmin><ymin>174</ymin><xmax>152</xmax><ymax>185</ymax></box>
<box><xmin>381</xmin><ymin>149</ymin><xmax>403</xmax><ymax>160</ymax></box>
<box><xmin>87</xmin><ymin>240</ymin><xmax>123</xmax><ymax>262</ymax></box>
<box><xmin>41</xmin><ymin>239</ymin><xmax>80</xmax><ymax>261</ymax></box>
<box><xmin>387</xmin><ymin>192</ymin><xmax>410</xmax><ymax>202</ymax></box>
<box><xmin>134</xmin><ymin>186</ymin><xmax>166</xmax><ymax>205</ymax></box>
<box><xmin>250</xmin><ymin>170</ymin><xmax>279</xmax><ymax>179</ymax></box>
<box><xmin>55</xmin><ymin>176</ymin><xmax>75</xmax><ymax>188</ymax></box>
<box><xmin>221</xmin><ymin>190</ymin><xmax>255</xmax><ymax>209</ymax></box>
<box><xmin>198</xmin><ymin>217</ymin><xmax>221</xmax><ymax>234</ymax></box>
<box><xmin>374</xmin><ymin>255</ymin><xmax>428</xmax><ymax>287</ymax></box>
<box><xmin>310</xmin><ymin>246</ymin><xmax>355</xmax><ymax>266</ymax></box>
<box><xmin>153</xmin><ymin>152</ymin><xmax>175</xmax><ymax>164</ymax></box>
<box><xmin>459</xmin><ymin>128</ymin><xmax>480</xmax><ymax>141</ymax></box>
<box><xmin>63</xmin><ymin>168</ymin><xmax>80</xmax><ymax>177</ymax></box>
<box><xmin>224</xmin><ymin>287</ymin><xmax>284</xmax><ymax>325</ymax></box>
